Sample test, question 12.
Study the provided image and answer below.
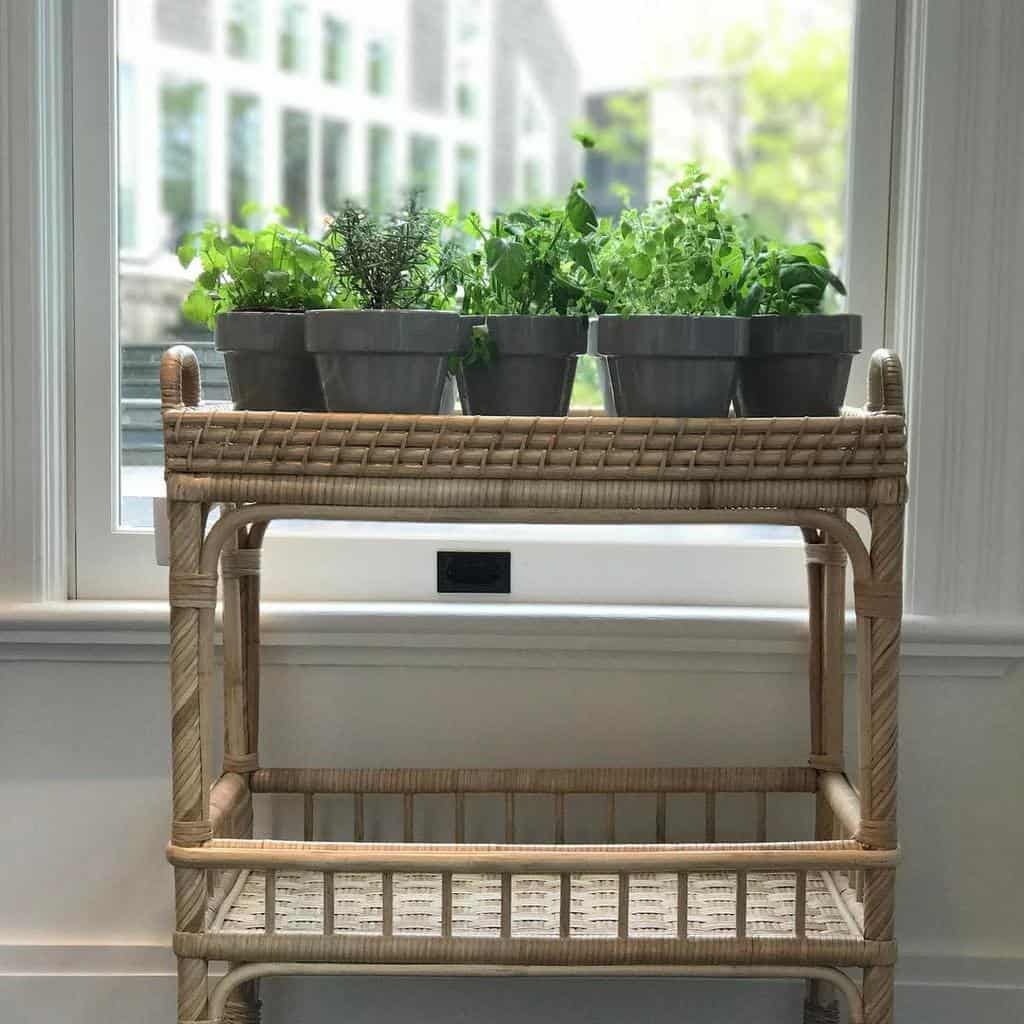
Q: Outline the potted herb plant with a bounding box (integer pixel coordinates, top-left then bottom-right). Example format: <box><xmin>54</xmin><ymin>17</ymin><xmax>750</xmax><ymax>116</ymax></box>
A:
<box><xmin>734</xmin><ymin>241</ymin><xmax>859</xmax><ymax>416</ymax></box>
<box><xmin>179</xmin><ymin>213</ymin><xmax>334</xmax><ymax>411</ymax></box>
<box><xmin>309</xmin><ymin>197</ymin><xmax>463</xmax><ymax>414</ymax></box>
<box><xmin>450</xmin><ymin>182</ymin><xmax>600</xmax><ymax>416</ymax></box>
<box><xmin>593</xmin><ymin>167</ymin><xmax>748</xmax><ymax>417</ymax></box>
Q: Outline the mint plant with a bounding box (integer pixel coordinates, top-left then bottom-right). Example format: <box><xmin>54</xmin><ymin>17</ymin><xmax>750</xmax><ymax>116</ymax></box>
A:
<box><xmin>178</xmin><ymin>210</ymin><xmax>336</xmax><ymax>329</ymax></box>
<box><xmin>322</xmin><ymin>195</ymin><xmax>461</xmax><ymax>310</ymax></box>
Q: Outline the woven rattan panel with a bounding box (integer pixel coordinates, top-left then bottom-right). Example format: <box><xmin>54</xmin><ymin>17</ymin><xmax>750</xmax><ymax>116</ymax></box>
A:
<box><xmin>213</xmin><ymin>869</ymin><xmax>861</xmax><ymax>941</ymax></box>
<box><xmin>163</xmin><ymin>409</ymin><xmax>906</xmax><ymax>484</ymax></box>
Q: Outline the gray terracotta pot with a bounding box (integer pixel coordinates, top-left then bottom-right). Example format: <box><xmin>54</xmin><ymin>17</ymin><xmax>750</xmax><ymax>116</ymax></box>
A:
<box><xmin>305</xmin><ymin>309</ymin><xmax>463</xmax><ymax>413</ymax></box>
<box><xmin>736</xmin><ymin>314</ymin><xmax>862</xmax><ymax>417</ymax></box>
<box><xmin>596</xmin><ymin>315</ymin><xmax>748</xmax><ymax>417</ymax></box>
<box><xmin>214</xmin><ymin>311</ymin><xmax>324</xmax><ymax>411</ymax></box>
<box><xmin>456</xmin><ymin>315</ymin><xmax>588</xmax><ymax>416</ymax></box>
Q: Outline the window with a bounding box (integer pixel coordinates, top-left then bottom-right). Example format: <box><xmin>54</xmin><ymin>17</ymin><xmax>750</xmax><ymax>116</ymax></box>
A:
<box><xmin>456</xmin><ymin>78</ymin><xmax>477</xmax><ymax>118</ymax></box>
<box><xmin>117</xmin><ymin>63</ymin><xmax>138</xmax><ymax>249</ymax></box>
<box><xmin>226</xmin><ymin>0</ymin><xmax>261</xmax><ymax>60</ymax></box>
<box><xmin>367</xmin><ymin>124</ymin><xmax>393</xmax><ymax>214</ymax></box>
<box><xmin>409</xmin><ymin>134</ymin><xmax>441</xmax><ymax>208</ymax></box>
<box><xmin>281</xmin><ymin>109</ymin><xmax>311</xmax><ymax>226</ymax></box>
<box><xmin>455</xmin><ymin>143</ymin><xmax>479</xmax><ymax>214</ymax></box>
<box><xmin>228</xmin><ymin>94</ymin><xmax>262</xmax><ymax>223</ymax></box>
<box><xmin>159</xmin><ymin>79</ymin><xmax>207</xmax><ymax>250</ymax></box>
<box><xmin>321</xmin><ymin>119</ymin><xmax>350</xmax><ymax>211</ymax></box>
<box><xmin>322</xmin><ymin>16</ymin><xmax>349</xmax><ymax>84</ymax></box>
<box><xmin>367</xmin><ymin>37</ymin><xmax>393</xmax><ymax>96</ymax></box>
<box><xmin>278</xmin><ymin>2</ymin><xmax>307</xmax><ymax>72</ymax></box>
<box><xmin>74</xmin><ymin>0</ymin><xmax>894</xmax><ymax>600</ymax></box>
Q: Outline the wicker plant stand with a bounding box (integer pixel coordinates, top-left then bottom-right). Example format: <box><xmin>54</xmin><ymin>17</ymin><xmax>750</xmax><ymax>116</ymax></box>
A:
<box><xmin>160</xmin><ymin>345</ymin><xmax>907</xmax><ymax>1024</ymax></box>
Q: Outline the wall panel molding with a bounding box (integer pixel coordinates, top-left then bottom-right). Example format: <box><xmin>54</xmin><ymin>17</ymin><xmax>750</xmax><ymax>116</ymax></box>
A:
<box><xmin>892</xmin><ymin>0</ymin><xmax>1024</xmax><ymax>619</ymax></box>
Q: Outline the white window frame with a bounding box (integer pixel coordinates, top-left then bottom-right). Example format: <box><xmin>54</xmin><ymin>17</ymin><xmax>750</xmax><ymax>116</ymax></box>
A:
<box><xmin>67</xmin><ymin>0</ymin><xmax>899</xmax><ymax>603</ymax></box>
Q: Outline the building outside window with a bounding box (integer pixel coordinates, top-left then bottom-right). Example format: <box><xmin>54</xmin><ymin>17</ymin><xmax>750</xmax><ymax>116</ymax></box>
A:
<box><xmin>456</xmin><ymin>143</ymin><xmax>479</xmax><ymax>214</ymax></box>
<box><xmin>409</xmin><ymin>134</ymin><xmax>442</xmax><ymax>208</ymax></box>
<box><xmin>159</xmin><ymin>79</ymin><xmax>207</xmax><ymax>250</ymax></box>
<box><xmin>226</xmin><ymin>0</ymin><xmax>261</xmax><ymax>60</ymax></box>
<box><xmin>228</xmin><ymin>94</ymin><xmax>262</xmax><ymax>223</ymax></box>
<box><xmin>322</xmin><ymin>15</ymin><xmax>349</xmax><ymax>85</ymax></box>
<box><xmin>367</xmin><ymin>124</ymin><xmax>393</xmax><ymax>214</ymax></box>
<box><xmin>281</xmin><ymin>109</ymin><xmax>311</xmax><ymax>226</ymax></box>
<box><xmin>321</xmin><ymin>118</ymin><xmax>350</xmax><ymax>211</ymax></box>
<box><xmin>118</xmin><ymin>63</ymin><xmax>138</xmax><ymax>249</ymax></box>
<box><xmin>278</xmin><ymin>1</ymin><xmax>307</xmax><ymax>73</ymax></box>
<box><xmin>367</xmin><ymin>37</ymin><xmax>393</xmax><ymax>96</ymax></box>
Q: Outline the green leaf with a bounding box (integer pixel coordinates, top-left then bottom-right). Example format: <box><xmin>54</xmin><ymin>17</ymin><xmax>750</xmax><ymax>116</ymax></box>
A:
<box><xmin>181</xmin><ymin>287</ymin><xmax>214</xmax><ymax>327</ymax></box>
<box><xmin>177</xmin><ymin>242</ymin><xmax>196</xmax><ymax>269</ymax></box>
<box><xmin>787</xmin><ymin>242</ymin><xmax>828</xmax><ymax>267</ymax></box>
<box><xmin>570</xmin><ymin>239</ymin><xmax>596</xmax><ymax>275</ymax></box>
<box><xmin>692</xmin><ymin>256</ymin><xmax>713</xmax><ymax>285</ymax></box>
<box><xmin>566</xmin><ymin>186</ymin><xmax>598</xmax><ymax>235</ymax></box>
<box><xmin>629</xmin><ymin>253</ymin><xmax>652</xmax><ymax>279</ymax></box>
<box><xmin>486</xmin><ymin>237</ymin><xmax>527</xmax><ymax>291</ymax></box>
<box><xmin>573</xmin><ymin>129</ymin><xmax>597</xmax><ymax>149</ymax></box>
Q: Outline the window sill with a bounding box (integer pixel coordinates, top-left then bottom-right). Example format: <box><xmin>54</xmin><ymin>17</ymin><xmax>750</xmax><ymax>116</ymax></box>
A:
<box><xmin>0</xmin><ymin>600</ymin><xmax>1020</xmax><ymax>677</ymax></box>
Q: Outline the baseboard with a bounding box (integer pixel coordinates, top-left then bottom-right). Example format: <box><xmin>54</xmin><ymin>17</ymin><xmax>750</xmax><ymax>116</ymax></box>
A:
<box><xmin>2</xmin><ymin>946</ymin><xmax>1021</xmax><ymax>1023</ymax></box>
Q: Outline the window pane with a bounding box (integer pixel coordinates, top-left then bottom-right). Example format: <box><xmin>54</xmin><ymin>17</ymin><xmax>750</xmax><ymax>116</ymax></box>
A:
<box><xmin>281</xmin><ymin>109</ymin><xmax>311</xmax><ymax>227</ymax></box>
<box><xmin>367</xmin><ymin>124</ymin><xmax>393</xmax><ymax>214</ymax></box>
<box><xmin>321</xmin><ymin>118</ymin><xmax>350</xmax><ymax>211</ymax></box>
<box><xmin>409</xmin><ymin>134</ymin><xmax>441</xmax><ymax>208</ymax></box>
<box><xmin>367</xmin><ymin>37</ymin><xmax>393</xmax><ymax>96</ymax></box>
<box><xmin>322</xmin><ymin>15</ymin><xmax>349</xmax><ymax>84</ymax></box>
<box><xmin>118</xmin><ymin>63</ymin><xmax>138</xmax><ymax>249</ymax></box>
<box><xmin>226</xmin><ymin>0</ymin><xmax>261</xmax><ymax>60</ymax></box>
<box><xmin>117</xmin><ymin>0</ymin><xmax>853</xmax><ymax>532</ymax></box>
<box><xmin>455</xmin><ymin>144</ymin><xmax>478</xmax><ymax>214</ymax></box>
<box><xmin>228</xmin><ymin>94</ymin><xmax>261</xmax><ymax>223</ymax></box>
<box><xmin>279</xmin><ymin>1</ymin><xmax>307</xmax><ymax>72</ymax></box>
<box><xmin>159</xmin><ymin>79</ymin><xmax>207</xmax><ymax>251</ymax></box>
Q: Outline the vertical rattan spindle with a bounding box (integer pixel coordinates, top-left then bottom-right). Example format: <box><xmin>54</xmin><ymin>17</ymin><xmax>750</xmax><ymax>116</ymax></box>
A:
<box><xmin>755</xmin><ymin>791</ymin><xmax>768</xmax><ymax>842</ymax></box>
<box><xmin>606</xmin><ymin>794</ymin><xmax>616</xmax><ymax>843</ymax></box>
<box><xmin>677</xmin><ymin>872</ymin><xmax>688</xmax><ymax>939</ymax></box>
<box><xmin>554</xmin><ymin>793</ymin><xmax>566</xmax><ymax>844</ymax></box>
<box><xmin>382</xmin><ymin>872</ymin><xmax>394</xmax><ymax>938</ymax></box>
<box><xmin>559</xmin><ymin>873</ymin><xmax>571</xmax><ymax>939</ymax></box>
<box><xmin>323</xmin><ymin>872</ymin><xmax>335</xmax><ymax>936</ymax></box>
<box><xmin>441</xmin><ymin>872</ymin><xmax>453</xmax><ymax>937</ymax></box>
<box><xmin>500</xmin><ymin>874</ymin><xmax>512</xmax><ymax>939</ymax></box>
<box><xmin>353</xmin><ymin>793</ymin><xmax>364</xmax><ymax>842</ymax></box>
<box><xmin>656</xmin><ymin>792</ymin><xmax>667</xmax><ymax>843</ymax></box>
<box><xmin>617</xmin><ymin>872</ymin><xmax>630</xmax><ymax>939</ymax></box>
<box><xmin>303</xmin><ymin>793</ymin><xmax>315</xmax><ymax>842</ymax></box>
<box><xmin>735</xmin><ymin>871</ymin><xmax>748</xmax><ymax>939</ymax></box>
<box><xmin>403</xmin><ymin>794</ymin><xmax>414</xmax><ymax>843</ymax></box>
<box><xmin>454</xmin><ymin>792</ymin><xmax>466</xmax><ymax>844</ymax></box>
<box><xmin>264</xmin><ymin>870</ymin><xmax>276</xmax><ymax>935</ymax></box>
<box><xmin>705</xmin><ymin>793</ymin><xmax>717</xmax><ymax>842</ymax></box>
<box><xmin>794</xmin><ymin>870</ymin><xmax>807</xmax><ymax>938</ymax></box>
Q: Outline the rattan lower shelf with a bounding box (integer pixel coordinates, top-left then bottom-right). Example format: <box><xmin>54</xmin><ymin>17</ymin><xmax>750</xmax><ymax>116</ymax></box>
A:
<box><xmin>159</xmin><ymin>346</ymin><xmax>907</xmax><ymax>1024</ymax></box>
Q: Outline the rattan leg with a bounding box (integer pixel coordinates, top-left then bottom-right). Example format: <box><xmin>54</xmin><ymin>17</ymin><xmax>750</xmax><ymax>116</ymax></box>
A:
<box><xmin>177</xmin><ymin>956</ymin><xmax>208</xmax><ymax>1024</ymax></box>
<box><xmin>863</xmin><ymin>965</ymin><xmax>895</xmax><ymax>1024</ymax></box>
<box><xmin>222</xmin><ymin>976</ymin><xmax>261</xmax><ymax>1024</ymax></box>
<box><xmin>804</xmin><ymin>978</ymin><xmax>840</xmax><ymax>1023</ymax></box>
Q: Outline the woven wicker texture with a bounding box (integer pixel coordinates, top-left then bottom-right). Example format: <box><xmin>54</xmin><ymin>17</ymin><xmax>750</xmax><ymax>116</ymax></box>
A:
<box><xmin>160</xmin><ymin>347</ymin><xmax>906</xmax><ymax>486</ymax></box>
<box><xmin>213</xmin><ymin>869</ymin><xmax>860</xmax><ymax>941</ymax></box>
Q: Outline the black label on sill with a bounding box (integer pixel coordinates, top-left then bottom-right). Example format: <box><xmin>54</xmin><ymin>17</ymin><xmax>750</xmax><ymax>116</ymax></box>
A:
<box><xmin>437</xmin><ymin>551</ymin><xmax>511</xmax><ymax>594</ymax></box>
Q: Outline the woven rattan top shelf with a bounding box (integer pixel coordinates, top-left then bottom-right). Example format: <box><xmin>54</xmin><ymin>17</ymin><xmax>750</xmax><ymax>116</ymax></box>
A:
<box><xmin>160</xmin><ymin>346</ymin><xmax>907</xmax><ymax>513</ymax></box>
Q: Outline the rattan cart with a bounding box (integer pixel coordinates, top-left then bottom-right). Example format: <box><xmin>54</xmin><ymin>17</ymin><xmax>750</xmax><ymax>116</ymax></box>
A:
<box><xmin>160</xmin><ymin>345</ymin><xmax>906</xmax><ymax>1024</ymax></box>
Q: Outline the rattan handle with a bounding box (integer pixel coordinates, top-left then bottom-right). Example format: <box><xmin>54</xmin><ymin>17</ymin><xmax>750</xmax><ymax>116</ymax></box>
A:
<box><xmin>161</xmin><ymin>345</ymin><xmax>202</xmax><ymax>410</ymax></box>
<box><xmin>865</xmin><ymin>349</ymin><xmax>904</xmax><ymax>416</ymax></box>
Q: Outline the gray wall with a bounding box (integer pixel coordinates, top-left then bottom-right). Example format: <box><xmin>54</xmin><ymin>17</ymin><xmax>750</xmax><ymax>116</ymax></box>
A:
<box><xmin>2</xmin><ymin>642</ymin><xmax>1022</xmax><ymax>1020</ymax></box>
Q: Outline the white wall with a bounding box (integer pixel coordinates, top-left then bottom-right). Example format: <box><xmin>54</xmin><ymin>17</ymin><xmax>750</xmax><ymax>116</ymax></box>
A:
<box><xmin>1</xmin><ymin>636</ymin><xmax>1022</xmax><ymax>1022</ymax></box>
